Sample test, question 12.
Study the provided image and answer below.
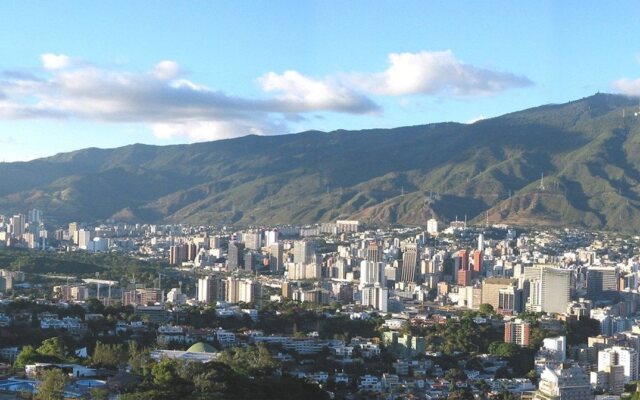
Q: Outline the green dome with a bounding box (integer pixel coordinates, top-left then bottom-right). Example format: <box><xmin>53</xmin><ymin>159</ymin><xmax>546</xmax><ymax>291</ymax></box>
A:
<box><xmin>186</xmin><ymin>342</ymin><xmax>217</xmax><ymax>353</ymax></box>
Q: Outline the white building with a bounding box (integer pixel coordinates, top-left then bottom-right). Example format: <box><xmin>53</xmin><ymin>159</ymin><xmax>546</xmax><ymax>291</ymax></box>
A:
<box><xmin>426</xmin><ymin>219</ymin><xmax>438</xmax><ymax>235</ymax></box>
<box><xmin>361</xmin><ymin>284</ymin><xmax>388</xmax><ymax>312</ymax></box>
<box><xmin>598</xmin><ymin>346</ymin><xmax>639</xmax><ymax>384</ymax></box>
<box><xmin>534</xmin><ymin>365</ymin><xmax>592</xmax><ymax>400</ymax></box>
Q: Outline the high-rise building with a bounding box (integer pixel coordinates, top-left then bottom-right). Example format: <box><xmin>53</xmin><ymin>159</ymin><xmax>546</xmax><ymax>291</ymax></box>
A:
<box><xmin>169</xmin><ymin>244</ymin><xmax>188</xmax><ymax>265</ymax></box>
<box><xmin>534</xmin><ymin>365</ymin><xmax>592</xmax><ymax>400</ymax></box>
<box><xmin>198</xmin><ymin>276</ymin><xmax>224</xmax><ymax>304</ymax></box>
<box><xmin>244</xmin><ymin>252</ymin><xmax>256</xmax><ymax>272</ymax></box>
<box><xmin>187</xmin><ymin>242</ymin><xmax>198</xmax><ymax>262</ymax></box>
<box><xmin>227</xmin><ymin>242</ymin><xmax>245</xmax><ymax>270</ymax></box>
<box><xmin>400</xmin><ymin>242</ymin><xmax>418</xmax><ymax>283</ymax></box>
<box><xmin>9</xmin><ymin>214</ymin><xmax>25</xmax><ymax>239</ymax></box>
<box><xmin>482</xmin><ymin>278</ymin><xmax>518</xmax><ymax>311</ymax></box>
<box><xmin>68</xmin><ymin>222</ymin><xmax>79</xmax><ymax>244</ymax></box>
<box><xmin>269</xmin><ymin>243</ymin><xmax>284</xmax><ymax>273</ymax></box>
<box><xmin>526</xmin><ymin>266</ymin><xmax>571</xmax><ymax>314</ymax></box>
<box><xmin>264</xmin><ymin>230</ymin><xmax>279</xmax><ymax>248</ymax></box>
<box><xmin>360</xmin><ymin>260</ymin><xmax>385</xmax><ymax>287</ymax></box>
<box><xmin>361</xmin><ymin>284</ymin><xmax>388</xmax><ymax>312</ymax></box>
<box><xmin>477</xmin><ymin>233</ymin><xmax>485</xmax><ymax>251</ymax></box>
<box><xmin>77</xmin><ymin>229</ymin><xmax>93</xmax><ymax>250</ymax></box>
<box><xmin>225</xmin><ymin>277</ymin><xmax>261</xmax><ymax>304</ymax></box>
<box><xmin>598</xmin><ymin>346</ymin><xmax>639</xmax><ymax>384</ymax></box>
<box><xmin>459</xmin><ymin>249</ymin><xmax>469</xmax><ymax>271</ymax></box>
<box><xmin>504</xmin><ymin>320</ymin><xmax>531</xmax><ymax>347</ymax></box>
<box><xmin>457</xmin><ymin>269</ymin><xmax>471</xmax><ymax>286</ymax></box>
<box><xmin>243</xmin><ymin>230</ymin><xmax>261</xmax><ymax>251</ymax></box>
<box><xmin>587</xmin><ymin>267</ymin><xmax>618</xmax><ymax>300</ymax></box>
<box><xmin>28</xmin><ymin>209</ymin><xmax>43</xmax><ymax>225</ymax></box>
<box><xmin>473</xmin><ymin>250</ymin><xmax>483</xmax><ymax>275</ymax></box>
<box><xmin>293</xmin><ymin>240</ymin><xmax>315</xmax><ymax>264</ymax></box>
<box><xmin>366</xmin><ymin>242</ymin><xmax>383</xmax><ymax>263</ymax></box>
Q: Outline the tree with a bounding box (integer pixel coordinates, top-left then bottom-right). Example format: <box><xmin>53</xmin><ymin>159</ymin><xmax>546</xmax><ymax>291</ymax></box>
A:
<box><xmin>90</xmin><ymin>387</ymin><xmax>109</xmax><ymax>400</ymax></box>
<box><xmin>488</xmin><ymin>341</ymin><xmax>520</xmax><ymax>358</ymax></box>
<box><xmin>92</xmin><ymin>341</ymin><xmax>128</xmax><ymax>369</ymax></box>
<box><xmin>478</xmin><ymin>303</ymin><xmax>495</xmax><ymax>316</ymax></box>
<box><xmin>15</xmin><ymin>345</ymin><xmax>38</xmax><ymax>369</ymax></box>
<box><xmin>218</xmin><ymin>344</ymin><xmax>280</xmax><ymax>378</ymax></box>
<box><xmin>36</xmin><ymin>368</ymin><xmax>68</xmax><ymax>400</ymax></box>
<box><xmin>36</xmin><ymin>337</ymin><xmax>68</xmax><ymax>361</ymax></box>
<box><xmin>127</xmin><ymin>341</ymin><xmax>151</xmax><ymax>376</ymax></box>
<box><xmin>152</xmin><ymin>358</ymin><xmax>178</xmax><ymax>387</ymax></box>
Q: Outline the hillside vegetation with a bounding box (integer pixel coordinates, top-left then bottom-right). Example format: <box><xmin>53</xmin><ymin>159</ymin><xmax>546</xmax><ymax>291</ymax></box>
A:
<box><xmin>2</xmin><ymin>93</ymin><xmax>640</xmax><ymax>231</ymax></box>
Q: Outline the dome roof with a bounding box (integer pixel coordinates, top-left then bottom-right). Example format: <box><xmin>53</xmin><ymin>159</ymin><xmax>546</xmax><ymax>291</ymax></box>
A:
<box><xmin>186</xmin><ymin>342</ymin><xmax>217</xmax><ymax>353</ymax></box>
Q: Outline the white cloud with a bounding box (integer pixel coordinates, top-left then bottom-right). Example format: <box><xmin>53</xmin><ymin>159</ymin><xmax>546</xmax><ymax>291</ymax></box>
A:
<box><xmin>259</xmin><ymin>70</ymin><xmax>379</xmax><ymax>114</ymax></box>
<box><xmin>612</xmin><ymin>77</ymin><xmax>640</xmax><ymax>96</ymax></box>
<box><xmin>151</xmin><ymin>119</ymin><xmax>283</xmax><ymax>142</ymax></box>
<box><xmin>349</xmin><ymin>50</ymin><xmax>532</xmax><ymax>97</ymax></box>
<box><xmin>151</xmin><ymin>60</ymin><xmax>181</xmax><ymax>80</ymax></box>
<box><xmin>41</xmin><ymin>53</ymin><xmax>71</xmax><ymax>70</ymax></box>
<box><xmin>467</xmin><ymin>115</ymin><xmax>486</xmax><ymax>124</ymax></box>
<box><xmin>0</xmin><ymin>51</ymin><xmax>532</xmax><ymax>142</ymax></box>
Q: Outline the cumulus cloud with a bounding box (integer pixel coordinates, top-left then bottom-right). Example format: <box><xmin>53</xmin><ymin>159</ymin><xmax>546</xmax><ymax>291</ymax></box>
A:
<box><xmin>612</xmin><ymin>77</ymin><xmax>640</xmax><ymax>96</ymax></box>
<box><xmin>41</xmin><ymin>53</ymin><xmax>71</xmax><ymax>70</ymax></box>
<box><xmin>349</xmin><ymin>50</ymin><xmax>532</xmax><ymax>97</ymax></box>
<box><xmin>259</xmin><ymin>70</ymin><xmax>379</xmax><ymax>114</ymax></box>
<box><xmin>0</xmin><ymin>51</ymin><xmax>531</xmax><ymax>142</ymax></box>
<box><xmin>0</xmin><ymin>58</ymin><xmax>374</xmax><ymax>141</ymax></box>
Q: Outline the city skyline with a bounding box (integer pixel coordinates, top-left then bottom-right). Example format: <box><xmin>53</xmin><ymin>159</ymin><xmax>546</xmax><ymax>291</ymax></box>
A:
<box><xmin>2</xmin><ymin>1</ymin><xmax>640</xmax><ymax>161</ymax></box>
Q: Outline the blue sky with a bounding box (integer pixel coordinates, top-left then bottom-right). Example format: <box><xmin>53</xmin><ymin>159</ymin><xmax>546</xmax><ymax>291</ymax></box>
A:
<box><xmin>1</xmin><ymin>1</ymin><xmax>640</xmax><ymax>161</ymax></box>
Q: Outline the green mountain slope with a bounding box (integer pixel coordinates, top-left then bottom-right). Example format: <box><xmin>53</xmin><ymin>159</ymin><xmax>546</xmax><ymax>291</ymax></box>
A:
<box><xmin>2</xmin><ymin>93</ymin><xmax>640</xmax><ymax>230</ymax></box>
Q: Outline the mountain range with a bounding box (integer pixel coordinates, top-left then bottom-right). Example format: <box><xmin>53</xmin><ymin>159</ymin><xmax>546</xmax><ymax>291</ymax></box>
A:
<box><xmin>2</xmin><ymin>93</ymin><xmax>640</xmax><ymax>231</ymax></box>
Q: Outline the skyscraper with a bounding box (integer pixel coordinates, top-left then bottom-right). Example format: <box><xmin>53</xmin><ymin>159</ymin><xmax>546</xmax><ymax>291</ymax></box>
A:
<box><xmin>227</xmin><ymin>241</ymin><xmax>245</xmax><ymax>270</ymax></box>
<box><xmin>361</xmin><ymin>284</ymin><xmax>388</xmax><ymax>312</ymax></box>
<box><xmin>269</xmin><ymin>243</ymin><xmax>283</xmax><ymax>273</ymax></box>
<box><xmin>293</xmin><ymin>240</ymin><xmax>315</xmax><ymax>264</ymax></box>
<box><xmin>473</xmin><ymin>250</ymin><xmax>483</xmax><ymax>275</ymax></box>
<box><xmin>400</xmin><ymin>242</ymin><xmax>418</xmax><ymax>283</ymax></box>
<box><xmin>366</xmin><ymin>242</ymin><xmax>383</xmax><ymax>263</ymax></box>
<box><xmin>526</xmin><ymin>266</ymin><xmax>571</xmax><ymax>314</ymax></box>
<box><xmin>459</xmin><ymin>249</ymin><xmax>469</xmax><ymax>271</ymax></box>
<box><xmin>360</xmin><ymin>260</ymin><xmax>385</xmax><ymax>287</ymax></box>
<box><xmin>197</xmin><ymin>275</ymin><xmax>223</xmax><ymax>304</ymax></box>
<box><xmin>587</xmin><ymin>267</ymin><xmax>618</xmax><ymax>301</ymax></box>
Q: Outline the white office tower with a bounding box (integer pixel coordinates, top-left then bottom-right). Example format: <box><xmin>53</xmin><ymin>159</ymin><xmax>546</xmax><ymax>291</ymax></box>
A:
<box><xmin>77</xmin><ymin>229</ymin><xmax>93</xmax><ymax>250</ymax></box>
<box><xmin>264</xmin><ymin>230</ymin><xmax>279</xmax><ymax>247</ymax></box>
<box><xmin>9</xmin><ymin>214</ymin><xmax>25</xmax><ymax>238</ymax></box>
<box><xmin>598</xmin><ymin>346</ymin><xmax>639</xmax><ymax>384</ymax></box>
<box><xmin>361</xmin><ymin>285</ymin><xmax>388</xmax><ymax>312</ymax></box>
<box><xmin>426</xmin><ymin>218</ymin><xmax>438</xmax><ymax>235</ymax></box>
<box><xmin>534</xmin><ymin>365</ymin><xmax>592</xmax><ymax>400</ymax></box>
<box><xmin>477</xmin><ymin>233</ymin><xmax>485</xmax><ymax>251</ymax></box>
<box><xmin>360</xmin><ymin>260</ymin><xmax>385</xmax><ymax>287</ymax></box>
<box><xmin>526</xmin><ymin>266</ymin><xmax>571</xmax><ymax>314</ymax></box>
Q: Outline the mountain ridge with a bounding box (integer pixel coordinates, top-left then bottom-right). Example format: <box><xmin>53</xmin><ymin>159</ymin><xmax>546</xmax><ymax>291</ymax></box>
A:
<box><xmin>3</xmin><ymin>93</ymin><xmax>640</xmax><ymax>231</ymax></box>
